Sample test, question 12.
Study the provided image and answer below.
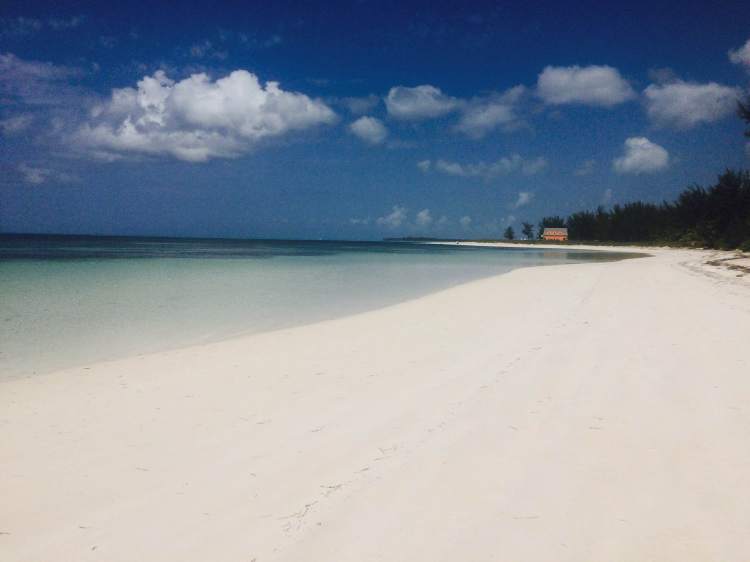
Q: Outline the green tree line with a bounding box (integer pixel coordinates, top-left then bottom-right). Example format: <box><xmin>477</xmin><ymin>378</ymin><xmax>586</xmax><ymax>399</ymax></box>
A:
<box><xmin>537</xmin><ymin>170</ymin><xmax>750</xmax><ymax>250</ymax></box>
<box><xmin>534</xmin><ymin>98</ymin><xmax>750</xmax><ymax>250</ymax></box>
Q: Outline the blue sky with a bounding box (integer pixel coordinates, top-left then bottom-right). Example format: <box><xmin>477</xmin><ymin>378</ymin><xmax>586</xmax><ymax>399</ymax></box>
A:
<box><xmin>1</xmin><ymin>0</ymin><xmax>749</xmax><ymax>239</ymax></box>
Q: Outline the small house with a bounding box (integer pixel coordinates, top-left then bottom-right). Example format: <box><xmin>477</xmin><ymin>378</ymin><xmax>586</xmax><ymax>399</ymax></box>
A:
<box><xmin>542</xmin><ymin>227</ymin><xmax>568</xmax><ymax>241</ymax></box>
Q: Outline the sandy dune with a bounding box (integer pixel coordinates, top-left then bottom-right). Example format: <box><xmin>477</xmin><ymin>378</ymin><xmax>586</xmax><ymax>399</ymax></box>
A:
<box><xmin>2</xmin><ymin>248</ymin><xmax>749</xmax><ymax>561</ymax></box>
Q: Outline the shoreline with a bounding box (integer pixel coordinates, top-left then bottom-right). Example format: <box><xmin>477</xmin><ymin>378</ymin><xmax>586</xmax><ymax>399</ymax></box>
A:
<box><xmin>0</xmin><ymin>244</ymin><xmax>636</xmax><ymax>382</ymax></box>
<box><xmin>2</xmin><ymin>247</ymin><xmax>750</xmax><ymax>560</ymax></box>
<box><xmin>432</xmin><ymin>240</ymin><xmax>750</xmax><ymax>281</ymax></box>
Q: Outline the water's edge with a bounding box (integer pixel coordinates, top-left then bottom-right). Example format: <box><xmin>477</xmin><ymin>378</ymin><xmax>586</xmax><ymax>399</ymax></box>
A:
<box><xmin>0</xmin><ymin>236</ymin><xmax>641</xmax><ymax>380</ymax></box>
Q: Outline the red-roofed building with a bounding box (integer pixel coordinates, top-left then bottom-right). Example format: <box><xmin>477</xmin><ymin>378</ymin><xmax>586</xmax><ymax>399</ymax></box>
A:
<box><xmin>542</xmin><ymin>227</ymin><xmax>568</xmax><ymax>241</ymax></box>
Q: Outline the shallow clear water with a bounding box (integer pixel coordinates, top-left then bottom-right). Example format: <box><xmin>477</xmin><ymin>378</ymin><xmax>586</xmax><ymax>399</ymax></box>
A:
<box><xmin>0</xmin><ymin>235</ymin><xmax>636</xmax><ymax>378</ymax></box>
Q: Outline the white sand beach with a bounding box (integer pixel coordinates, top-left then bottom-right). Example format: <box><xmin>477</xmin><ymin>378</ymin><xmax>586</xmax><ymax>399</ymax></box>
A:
<box><xmin>2</xmin><ymin>246</ymin><xmax>749</xmax><ymax>561</ymax></box>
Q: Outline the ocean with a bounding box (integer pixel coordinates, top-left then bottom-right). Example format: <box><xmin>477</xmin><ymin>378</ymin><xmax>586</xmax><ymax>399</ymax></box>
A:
<box><xmin>0</xmin><ymin>235</ymin><xmax>636</xmax><ymax>378</ymax></box>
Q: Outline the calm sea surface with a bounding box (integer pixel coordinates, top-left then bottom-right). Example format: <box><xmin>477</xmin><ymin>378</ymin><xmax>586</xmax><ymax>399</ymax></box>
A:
<box><xmin>0</xmin><ymin>235</ymin><xmax>637</xmax><ymax>378</ymax></box>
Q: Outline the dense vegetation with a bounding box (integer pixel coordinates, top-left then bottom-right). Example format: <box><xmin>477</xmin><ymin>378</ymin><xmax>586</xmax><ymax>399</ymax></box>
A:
<box><xmin>537</xmin><ymin>170</ymin><xmax>750</xmax><ymax>250</ymax></box>
<box><xmin>532</xmin><ymin>99</ymin><xmax>750</xmax><ymax>250</ymax></box>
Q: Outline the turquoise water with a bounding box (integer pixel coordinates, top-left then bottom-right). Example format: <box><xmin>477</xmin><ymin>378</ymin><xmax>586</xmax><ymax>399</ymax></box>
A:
<box><xmin>0</xmin><ymin>236</ymin><xmax>635</xmax><ymax>378</ymax></box>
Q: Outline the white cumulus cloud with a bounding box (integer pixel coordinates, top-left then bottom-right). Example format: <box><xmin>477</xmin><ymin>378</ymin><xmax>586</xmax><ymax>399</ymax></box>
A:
<box><xmin>613</xmin><ymin>137</ymin><xmax>669</xmax><ymax>174</ymax></box>
<box><xmin>459</xmin><ymin>216</ymin><xmax>473</xmax><ymax>228</ymax></box>
<box><xmin>729</xmin><ymin>38</ymin><xmax>750</xmax><ymax>70</ymax></box>
<box><xmin>349</xmin><ymin>116</ymin><xmax>388</xmax><ymax>144</ymax></box>
<box><xmin>385</xmin><ymin>85</ymin><xmax>460</xmax><ymax>120</ymax></box>
<box><xmin>536</xmin><ymin>65</ymin><xmax>635</xmax><ymax>107</ymax></box>
<box><xmin>643</xmin><ymin>81</ymin><xmax>740</xmax><ymax>129</ymax></box>
<box><xmin>376</xmin><ymin>205</ymin><xmax>408</xmax><ymax>228</ymax></box>
<box><xmin>73</xmin><ymin>69</ymin><xmax>337</xmax><ymax>162</ymax></box>
<box><xmin>416</xmin><ymin>159</ymin><xmax>432</xmax><ymax>172</ymax></box>
<box><xmin>454</xmin><ymin>85</ymin><xmax>525</xmax><ymax>138</ymax></box>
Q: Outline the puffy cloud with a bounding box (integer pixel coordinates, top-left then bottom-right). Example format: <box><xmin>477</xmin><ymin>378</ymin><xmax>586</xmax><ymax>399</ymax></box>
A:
<box><xmin>416</xmin><ymin>159</ymin><xmax>431</xmax><ymax>172</ymax></box>
<box><xmin>385</xmin><ymin>85</ymin><xmax>460</xmax><ymax>120</ymax></box>
<box><xmin>434</xmin><ymin>154</ymin><xmax>547</xmax><ymax>180</ymax></box>
<box><xmin>643</xmin><ymin>81</ymin><xmax>740</xmax><ymax>129</ymax></box>
<box><xmin>536</xmin><ymin>65</ymin><xmax>635</xmax><ymax>107</ymax></box>
<box><xmin>613</xmin><ymin>137</ymin><xmax>669</xmax><ymax>174</ymax></box>
<box><xmin>340</xmin><ymin>94</ymin><xmax>380</xmax><ymax>114</ymax></box>
<box><xmin>349</xmin><ymin>116</ymin><xmax>388</xmax><ymax>144</ymax></box>
<box><xmin>513</xmin><ymin>191</ymin><xmax>533</xmax><ymax>208</ymax></box>
<box><xmin>376</xmin><ymin>205</ymin><xmax>408</xmax><ymax>228</ymax></box>
<box><xmin>574</xmin><ymin>159</ymin><xmax>596</xmax><ymax>176</ymax></box>
<box><xmin>0</xmin><ymin>113</ymin><xmax>33</xmax><ymax>134</ymax></box>
<box><xmin>729</xmin><ymin>38</ymin><xmax>750</xmax><ymax>70</ymax></box>
<box><xmin>415</xmin><ymin>208</ymin><xmax>433</xmax><ymax>227</ymax></box>
<box><xmin>74</xmin><ymin>69</ymin><xmax>337</xmax><ymax>162</ymax></box>
<box><xmin>454</xmin><ymin>85</ymin><xmax>525</xmax><ymax>139</ymax></box>
<box><xmin>387</xmin><ymin>83</ymin><xmax>525</xmax><ymax>135</ymax></box>
<box><xmin>459</xmin><ymin>216</ymin><xmax>473</xmax><ymax>228</ymax></box>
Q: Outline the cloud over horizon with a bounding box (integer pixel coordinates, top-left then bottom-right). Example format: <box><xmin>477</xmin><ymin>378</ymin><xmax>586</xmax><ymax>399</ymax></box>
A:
<box><xmin>73</xmin><ymin>69</ymin><xmax>337</xmax><ymax>161</ymax></box>
<box><xmin>415</xmin><ymin>208</ymin><xmax>433</xmax><ymax>227</ymax></box>
<box><xmin>376</xmin><ymin>205</ymin><xmax>408</xmax><ymax>228</ymax></box>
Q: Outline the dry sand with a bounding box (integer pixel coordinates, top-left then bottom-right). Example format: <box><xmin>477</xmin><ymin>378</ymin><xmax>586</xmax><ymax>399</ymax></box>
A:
<box><xmin>2</xmin><ymin>246</ymin><xmax>750</xmax><ymax>561</ymax></box>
